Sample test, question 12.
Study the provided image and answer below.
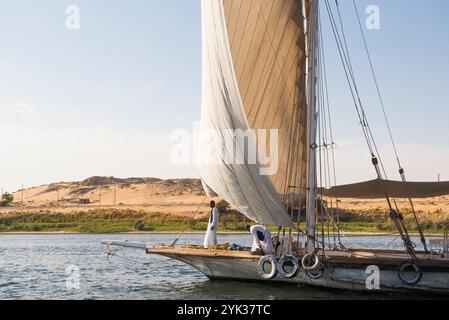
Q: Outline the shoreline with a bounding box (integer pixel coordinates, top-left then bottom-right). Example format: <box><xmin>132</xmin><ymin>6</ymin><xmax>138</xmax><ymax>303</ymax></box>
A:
<box><xmin>0</xmin><ymin>231</ymin><xmax>444</xmax><ymax>237</ymax></box>
<box><xmin>2</xmin><ymin>207</ymin><xmax>447</xmax><ymax>237</ymax></box>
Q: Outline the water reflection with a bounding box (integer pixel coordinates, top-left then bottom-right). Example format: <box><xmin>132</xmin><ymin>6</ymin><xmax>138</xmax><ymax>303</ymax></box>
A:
<box><xmin>0</xmin><ymin>234</ymin><xmax>439</xmax><ymax>300</ymax></box>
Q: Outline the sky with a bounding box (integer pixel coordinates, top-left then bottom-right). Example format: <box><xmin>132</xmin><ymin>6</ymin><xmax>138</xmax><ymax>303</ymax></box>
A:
<box><xmin>0</xmin><ymin>0</ymin><xmax>448</xmax><ymax>192</ymax></box>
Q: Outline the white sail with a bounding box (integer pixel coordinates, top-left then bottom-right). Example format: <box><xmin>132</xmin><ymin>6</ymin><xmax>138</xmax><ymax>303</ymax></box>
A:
<box><xmin>199</xmin><ymin>0</ymin><xmax>308</xmax><ymax>226</ymax></box>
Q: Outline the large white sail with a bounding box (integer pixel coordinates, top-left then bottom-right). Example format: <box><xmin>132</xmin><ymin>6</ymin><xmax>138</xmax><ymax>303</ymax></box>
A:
<box><xmin>199</xmin><ymin>0</ymin><xmax>308</xmax><ymax>226</ymax></box>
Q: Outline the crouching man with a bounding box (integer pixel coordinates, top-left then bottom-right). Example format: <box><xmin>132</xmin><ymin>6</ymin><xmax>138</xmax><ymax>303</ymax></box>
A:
<box><xmin>246</xmin><ymin>225</ymin><xmax>274</xmax><ymax>255</ymax></box>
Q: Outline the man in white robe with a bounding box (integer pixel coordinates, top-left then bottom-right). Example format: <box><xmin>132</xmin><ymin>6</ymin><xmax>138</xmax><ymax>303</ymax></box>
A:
<box><xmin>203</xmin><ymin>201</ymin><xmax>219</xmax><ymax>248</ymax></box>
<box><xmin>247</xmin><ymin>225</ymin><xmax>274</xmax><ymax>255</ymax></box>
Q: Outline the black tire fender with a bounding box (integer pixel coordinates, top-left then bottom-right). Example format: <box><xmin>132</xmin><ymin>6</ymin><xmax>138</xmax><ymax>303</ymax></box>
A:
<box><xmin>258</xmin><ymin>255</ymin><xmax>278</xmax><ymax>280</ymax></box>
<box><xmin>277</xmin><ymin>255</ymin><xmax>300</xmax><ymax>279</ymax></box>
<box><xmin>397</xmin><ymin>261</ymin><xmax>423</xmax><ymax>285</ymax></box>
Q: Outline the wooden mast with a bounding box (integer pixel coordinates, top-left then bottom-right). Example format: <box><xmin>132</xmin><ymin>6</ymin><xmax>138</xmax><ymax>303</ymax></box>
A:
<box><xmin>305</xmin><ymin>0</ymin><xmax>318</xmax><ymax>254</ymax></box>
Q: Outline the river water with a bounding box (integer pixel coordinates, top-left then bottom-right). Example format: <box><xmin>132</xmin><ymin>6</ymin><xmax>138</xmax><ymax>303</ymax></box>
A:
<box><xmin>0</xmin><ymin>234</ymin><xmax>433</xmax><ymax>300</ymax></box>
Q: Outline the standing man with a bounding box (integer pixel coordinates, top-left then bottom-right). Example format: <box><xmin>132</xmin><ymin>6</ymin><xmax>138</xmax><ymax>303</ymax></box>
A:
<box><xmin>247</xmin><ymin>225</ymin><xmax>274</xmax><ymax>255</ymax></box>
<box><xmin>204</xmin><ymin>200</ymin><xmax>219</xmax><ymax>249</ymax></box>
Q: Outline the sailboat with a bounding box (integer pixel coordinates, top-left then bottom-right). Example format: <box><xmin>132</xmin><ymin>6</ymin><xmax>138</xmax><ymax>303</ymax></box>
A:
<box><xmin>104</xmin><ymin>0</ymin><xmax>449</xmax><ymax>294</ymax></box>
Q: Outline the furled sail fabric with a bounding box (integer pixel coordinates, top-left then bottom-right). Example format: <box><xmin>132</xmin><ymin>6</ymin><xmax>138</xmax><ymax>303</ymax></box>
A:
<box><xmin>320</xmin><ymin>179</ymin><xmax>449</xmax><ymax>199</ymax></box>
<box><xmin>199</xmin><ymin>0</ymin><xmax>308</xmax><ymax>226</ymax></box>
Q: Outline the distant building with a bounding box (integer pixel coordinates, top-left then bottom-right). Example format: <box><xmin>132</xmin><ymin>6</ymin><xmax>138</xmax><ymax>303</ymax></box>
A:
<box><xmin>78</xmin><ymin>199</ymin><xmax>90</xmax><ymax>205</ymax></box>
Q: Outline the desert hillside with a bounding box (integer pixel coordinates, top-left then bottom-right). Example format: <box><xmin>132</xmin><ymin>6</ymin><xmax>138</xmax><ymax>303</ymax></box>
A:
<box><xmin>3</xmin><ymin>177</ymin><xmax>207</xmax><ymax>217</ymax></box>
<box><xmin>2</xmin><ymin>176</ymin><xmax>449</xmax><ymax>223</ymax></box>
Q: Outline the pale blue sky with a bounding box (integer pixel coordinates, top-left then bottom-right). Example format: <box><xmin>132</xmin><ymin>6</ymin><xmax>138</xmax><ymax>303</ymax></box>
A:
<box><xmin>0</xmin><ymin>0</ymin><xmax>448</xmax><ymax>192</ymax></box>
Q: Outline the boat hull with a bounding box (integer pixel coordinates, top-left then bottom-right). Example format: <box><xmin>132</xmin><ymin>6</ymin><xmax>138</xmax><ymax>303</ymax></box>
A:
<box><xmin>148</xmin><ymin>247</ymin><xmax>449</xmax><ymax>295</ymax></box>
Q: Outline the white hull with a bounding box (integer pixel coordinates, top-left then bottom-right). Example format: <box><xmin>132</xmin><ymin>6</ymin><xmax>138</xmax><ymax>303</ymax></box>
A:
<box><xmin>148</xmin><ymin>247</ymin><xmax>449</xmax><ymax>295</ymax></box>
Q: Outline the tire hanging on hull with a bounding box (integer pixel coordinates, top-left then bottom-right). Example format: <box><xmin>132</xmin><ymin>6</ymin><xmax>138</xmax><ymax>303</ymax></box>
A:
<box><xmin>397</xmin><ymin>261</ymin><xmax>423</xmax><ymax>285</ymax></box>
<box><xmin>258</xmin><ymin>256</ymin><xmax>278</xmax><ymax>280</ymax></box>
<box><xmin>277</xmin><ymin>256</ymin><xmax>300</xmax><ymax>279</ymax></box>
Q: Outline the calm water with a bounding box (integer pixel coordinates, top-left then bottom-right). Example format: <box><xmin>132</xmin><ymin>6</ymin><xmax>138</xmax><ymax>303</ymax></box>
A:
<box><xmin>0</xmin><ymin>233</ymin><xmax>433</xmax><ymax>300</ymax></box>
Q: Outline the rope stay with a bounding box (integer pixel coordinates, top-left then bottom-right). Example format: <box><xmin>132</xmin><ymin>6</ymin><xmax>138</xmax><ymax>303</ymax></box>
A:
<box><xmin>170</xmin><ymin>195</ymin><xmax>208</xmax><ymax>247</ymax></box>
<box><xmin>103</xmin><ymin>245</ymin><xmax>171</xmax><ymax>267</ymax></box>
<box><xmin>319</xmin><ymin>10</ymin><xmax>342</xmax><ymax>248</ymax></box>
<box><xmin>351</xmin><ymin>0</ymin><xmax>428</xmax><ymax>252</ymax></box>
<box><xmin>311</xmin><ymin>3</ymin><xmax>343</xmax><ymax>251</ymax></box>
<box><xmin>324</xmin><ymin>0</ymin><xmax>419</xmax><ymax>259</ymax></box>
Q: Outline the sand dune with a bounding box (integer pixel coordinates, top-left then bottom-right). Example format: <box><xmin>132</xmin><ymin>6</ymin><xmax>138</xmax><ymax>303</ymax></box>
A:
<box><xmin>2</xmin><ymin>176</ymin><xmax>448</xmax><ymax>220</ymax></box>
<box><xmin>3</xmin><ymin>177</ymin><xmax>208</xmax><ymax>217</ymax></box>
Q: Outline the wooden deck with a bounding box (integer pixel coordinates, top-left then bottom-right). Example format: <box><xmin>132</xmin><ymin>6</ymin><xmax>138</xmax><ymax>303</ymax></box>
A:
<box><xmin>148</xmin><ymin>246</ymin><xmax>256</xmax><ymax>259</ymax></box>
<box><xmin>147</xmin><ymin>246</ymin><xmax>449</xmax><ymax>270</ymax></box>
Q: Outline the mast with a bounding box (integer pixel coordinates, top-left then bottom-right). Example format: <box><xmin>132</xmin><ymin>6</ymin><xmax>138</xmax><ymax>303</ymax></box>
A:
<box><xmin>305</xmin><ymin>0</ymin><xmax>319</xmax><ymax>254</ymax></box>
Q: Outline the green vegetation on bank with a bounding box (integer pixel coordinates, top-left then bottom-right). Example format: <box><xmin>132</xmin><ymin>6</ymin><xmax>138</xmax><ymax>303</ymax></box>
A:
<box><xmin>0</xmin><ymin>207</ymin><xmax>448</xmax><ymax>234</ymax></box>
<box><xmin>0</xmin><ymin>209</ymin><xmax>248</xmax><ymax>233</ymax></box>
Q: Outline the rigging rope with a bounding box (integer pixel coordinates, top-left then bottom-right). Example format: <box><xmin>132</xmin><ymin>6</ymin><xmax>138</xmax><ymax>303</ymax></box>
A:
<box><xmin>319</xmin><ymin>12</ymin><xmax>342</xmax><ymax>247</ymax></box>
<box><xmin>170</xmin><ymin>195</ymin><xmax>208</xmax><ymax>247</ymax></box>
<box><xmin>324</xmin><ymin>0</ymin><xmax>418</xmax><ymax>259</ymax></box>
<box><xmin>333</xmin><ymin>0</ymin><xmax>390</xmax><ymax>183</ymax></box>
<box><xmin>324</xmin><ymin>0</ymin><xmax>374</xmax><ymax>159</ymax></box>
<box><xmin>351</xmin><ymin>0</ymin><xmax>428</xmax><ymax>252</ymax></box>
<box><xmin>314</xmin><ymin>4</ymin><xmax>341</xmax><ymax>250</ymax></box>
<box><xmin>103</xmin><ymin>248</ymin><xmax>171</xmax><ymax>267</ymax></box>
<box><xmin>351</xmin><ymin>0</ymin><xmax>400</xmax><ymax>168</ymax></box>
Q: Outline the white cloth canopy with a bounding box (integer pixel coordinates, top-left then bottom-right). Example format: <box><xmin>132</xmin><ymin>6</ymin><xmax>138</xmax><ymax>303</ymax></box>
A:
<box><xmin>320</xmin><ymin>179</ymin><xmax>449</xmax><ymax>199</ymax></box>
